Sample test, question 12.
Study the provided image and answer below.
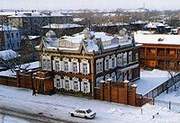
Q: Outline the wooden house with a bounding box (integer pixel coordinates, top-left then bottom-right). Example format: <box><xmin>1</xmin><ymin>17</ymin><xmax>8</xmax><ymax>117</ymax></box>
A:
<box><xmin>134</xmin><ymin>31</ymin><xmax>180</xmax><ymax>71</ymax></box>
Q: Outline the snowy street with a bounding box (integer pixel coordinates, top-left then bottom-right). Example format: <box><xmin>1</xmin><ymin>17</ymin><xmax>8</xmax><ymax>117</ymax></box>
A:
<box><xmin>0</xmin><ymin>85</ymin><xmax>180</xmax><ymax>123</ymax></box>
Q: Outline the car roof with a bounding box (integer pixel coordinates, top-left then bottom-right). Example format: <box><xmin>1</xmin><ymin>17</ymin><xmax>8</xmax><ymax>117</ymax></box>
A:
<box><xmin>75</xmin><ymin>108</ymin><xmax>91</xmax><ymax>111</ymax></box>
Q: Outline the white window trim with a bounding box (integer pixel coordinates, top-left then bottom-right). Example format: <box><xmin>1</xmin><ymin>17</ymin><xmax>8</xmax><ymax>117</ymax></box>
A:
<box><xmin>54</xmin><ymin>75</ymin><xmax>63</xmax><ymax>89</ymax></box>
<box><xmin>63</xmin><ymin>58</ymin><xmax>70</xmax><ymax>72</ymax></box>
<box><xmin>71</xmin><ymin>58</ymin><xmax>79</xmax><ymax>73</ymax></box>
<box><xmin>123</xmin><ymin>52</ymin><xmax>127</xmax><ymax>66</ymax></box>
<box><xmin>111</xmin><ymin>72</ymin><xmax>116</xmax><ymax>82</ymax></box>
<box><xmin>63</xmin><ymin>76</ymin><xmax>71</xmax><ymax>90</ymax></box>
<box><xmin>72</xmin><ymin>77</ymin><xmax>80</xmax><ymax>92</ymax></box>
<box><xmin>80</xmin><ymin>59</ymin><xmax>90</xmax><ymax>75</ymax></box>
<box><xmin>110</xmin><ymin>55</ymin><xmax>116</xmax><ymax>69</ymax></box>
<box><xmin>41</xmin><ymin>55</ymin><xmax>51</xmax><ymax>71</ymax></box>
<box><xmin>96</xmin><ymin>58</ymin><xmax>103</xmax><ymax>74</ymax></box>
<box><xmin>53</xmin><ymin>57</ymin><xmax>61</xmax><ymax>72</ymax></box>
<box><xmin>117</xmin><ymin>53</ymin><xmax>123</xmax><ymax>67</ymax></box>
<box><xmin>105</xmin><ymin>56</ymin><xmax>110</xmax><ymax>71</ymax></box>
<box><xmin>128</xmin><ymin>51</ymin><xmax>133</xmax><ymax>64</ymax></box>
<box><xmin>81</xmin><ymin>79</ymin><xmax>90</xmax><ymax>93</ymax></box>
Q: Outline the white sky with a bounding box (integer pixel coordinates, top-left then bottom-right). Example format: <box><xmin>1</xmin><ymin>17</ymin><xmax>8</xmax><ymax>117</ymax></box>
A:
<box><xmin>0</xmin><ymin>0</ymin><xmax>180</xmax><ymax>10</ymax></box>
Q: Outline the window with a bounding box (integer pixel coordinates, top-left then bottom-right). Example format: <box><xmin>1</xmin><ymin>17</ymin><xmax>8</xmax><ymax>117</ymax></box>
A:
<box><xmin>42</xmin><ymin>59</ymin><xmax>47</xmax><ymax>70</ymax></box>
<box><xmin>6</xmin><ymin>34</ymin><xmax>10</xmax><ymax>39</ymax></box>
<box><xmin>73</xmin><ymin>81</ymin><xmax>79</xmax><ymax>91</ymax></box>
<box><xmin>81</xmin><ymin>80</ymin><xmax>90</xmax><ymax>93</ymax></box>
<box><xmin>117</xmin><ymin>54</ymin><xmax>123</xmax><ymax>67</ymax></box>
<box><xmin>117</xmin><ymin>70</ymin><xmax>123</xmax><ymax>81</ymax></box>
<box><xmin>124</xmin><ymin>71</ymin><xmax>128</xmax><ymax>80</ymax></box>
<box><xmin>72</xmin><ymin>62</ymin><xmax>78</xmax><ymax>73</ymax></box>
<box><xmin>123</xmin><ymin>52</ymin><xmax>127</xmax><ymax>66</ymax></box>
<box><xmin>128</xmin><ymin>51</ymin><xmax>133</xmax><ymax>63</ymax></box>
<box><xmin>56</xmin><ymin>79</ymin><xmax>60</xmax><ymax>88</ymax></box>
<box><xmin>83</xmin><ymin>82</ymin><xmax>89</xmax><ymax>93</ymax></box>
<box><xmin>105</xmin><ymin>74</ymin><xmax>110</xmax><ymax>80</ymax></box>
<box><xmin>96</xmin><ymin>76</ymin><xmax>104</xmax><ymax>87</ymax></box>
<box><xmin>82</xmin><ymin>63</ymin><xmax>88</xmax><ymax>74</ymax></box>
<box><xmin>47</xmin><ymin>59</ymin><xmax>51</xmax><ymax>70</ymax></box>
<box><xmin>96</xmin><ymin>59</ymin><xmax>103</xmax><ymax>74</ymax></box>
<box><xmin>105</xmin><ymin>59</ymin><xmax>109</xmax><ymax>70</ymax></box>
<box><xmin>111</xmin><ymin>72</ymin><xmax>116</xmax><ymax>82</ymax></box>
<box><xmin>42</xmin><ymin>57</ymin><xmax>51</xmax><ymax>71</ymax></box>
<box><xmin>55</xmin><ymin>60</ymin><xmax>60</xmax><ymax>71</ymax></box>
<box><xmin>65</xmin><ymin>80</ymin><xmax>70</xmax><ymax>90</ymax></box>
<box><xmin>135</xmin><ymin>52</ymin><xmax>139</xmax><ymax>61</ymax></box>
<box><xmin>111</xmin><ymin>57</ymin><xmax>115</xmax><ymax>68</ymax></box>
<box><xmin>99</xmin><ymin>62</ymin><xmax>103</xmax><ymax>71</ymax></box>
<box><xmin>64</xmin><ymin>61</ymin><xmax>69</xmax><ymax>72</ymax></box>
<box><xmin>128</xmin><ymin>70</ymin><xmax>132</xmax><ymax>80</ymax></box>
<box><xmin>80</xmin><ymin>60</ymin><xmax>89</xmax><ymax>74</ymax></box>
<box><xmin>11</xmin><ymin>33</ymin><xmax>14</xmax><ymax>38</ymax></box>
<box><xmin>16</xmin><ymin>33</ymin><xmax>19</xmax><ymax>38</ymax></box>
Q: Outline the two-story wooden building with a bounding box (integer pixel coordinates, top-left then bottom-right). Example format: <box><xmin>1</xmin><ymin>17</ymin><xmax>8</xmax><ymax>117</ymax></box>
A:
<box><xmin>134</xmin><ymin>31</ymin><xmax>180</xmax><ymax>71</ymax></box>
<box><xmin>35</xmin><ymin>29</ymin><xmax>140</xmax><ymax>98</ymax></box>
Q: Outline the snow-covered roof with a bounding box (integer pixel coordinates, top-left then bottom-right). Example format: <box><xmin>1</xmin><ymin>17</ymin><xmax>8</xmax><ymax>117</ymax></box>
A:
<box><xmin>0</xmin><ymin>50</ymin><xmax>18</xmax><ymax>60</ymax></box>
<box><xmin>93</xmin><ymin>22</ymin><xmax>129</xmax><ymax>27</ymax></box>
<box><xmin>130</xmin><ymin>20</ymin><xmax>147</xmax><ymax>25</ymax></box>
<box><xmin>134</xmin><ymin>32</ymin><xmax>180</xmax><ymax>45</ymax></box>
<box><xmin>135</xmin><ymin>69</ymin><xmax>173</xmax><ymax>95</ymax></box>
<box><xmin>94</xmin><ymin>32</ymin><xmax>114</xmax><ymax>41</ymax></box>
<box><xmin>42</xmin><ymin>23</ymin><xmax>83</xmax><ymax>29</ymax></box>
<box><xmin>0</xmin><ymin>11</ymin><xmax>15</xmax><ymax>16</ymax></box>
<box><xmin>144</xmin><ymin>22</ymin><xmax>168</xmax><ymax>29</ymax></box>
<box><xmin>28</xmin><ymin>35</ymin><xmax>40</xmax><ymax>40</ymax></box>
<box><xmin>0</xmin><ymin>25</ymin><xmax>19</xmax><ymax>31</ymax></box>
<box><xmin>40</xmin><ymin>29</ymin><xmax>134</xmax><ymax>53</ymax></box>
<box><xmin>8</xmin><ymin>11</ymin><xmax>72</xmax><ymax>18</ymax></box>
<box><xmin>0</xmin><ymin>61</ymin><xmax>40</xmax><ymax>78</ymax></box>
<box><xmin>73</xmin><ymin>18</ymin><xmax>84</xmax><ymax>22</ymax></box>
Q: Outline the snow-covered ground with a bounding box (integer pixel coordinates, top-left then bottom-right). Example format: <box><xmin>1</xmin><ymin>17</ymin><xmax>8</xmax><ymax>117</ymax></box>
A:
<box><xmin>135</xmin><ymin>69</ymin><xmax>172</xmax><ymax>95</ymax></box>
<box><xmin>156</xmin><ymin>84</ymin><xmax>180</xmax><ymax>103</ymax></box>
<box><xmin>155</xmin><ymin>82</ymin><xmax>180</xmax><ymax>113</ymax></box>
<box><xmin>156</xmin><ymin>82</ymin><xmax>180</xmax><ymax>101</ymax></box>
<box><xmin>0</xmin><ymin>114</ymin><xmax>30</xmax><ymax>123</ymax></box>
<box><xmin>0</xmin><ymin>85</ymin><xmax>180</xmax><ymax>123</ymax></box>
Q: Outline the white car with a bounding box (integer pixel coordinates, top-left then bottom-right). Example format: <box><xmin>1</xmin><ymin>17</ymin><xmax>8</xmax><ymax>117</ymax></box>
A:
<box><xmin>70</xmin><ymin>109</ymin><xmax>96</xmax><ymax>119</ymax></box>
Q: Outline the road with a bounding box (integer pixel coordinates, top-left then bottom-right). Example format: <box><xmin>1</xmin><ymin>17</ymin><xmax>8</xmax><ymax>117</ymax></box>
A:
<box><xmin>0</xmin><ymin>106</ymin><xmax>73</xmax><ymax>123</ymax></box>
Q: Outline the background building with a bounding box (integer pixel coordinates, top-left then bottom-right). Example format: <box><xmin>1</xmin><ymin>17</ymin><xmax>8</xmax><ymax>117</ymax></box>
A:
<box><xmin>0</xmin><ymin>25</ymin><xmax>21</xmax><ymax>50</ymax></box>
<box><xmin>135</xmin><ymin>31</ymin><xmax>180</xmax><ymax>71</ymax></box>
<box><xmin>8</xmin><ymin>11</ymin><xmax>73</xmax><ymax>35</ymax></box>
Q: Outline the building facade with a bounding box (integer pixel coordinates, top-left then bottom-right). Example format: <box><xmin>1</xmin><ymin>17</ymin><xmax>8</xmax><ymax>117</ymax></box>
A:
<box><xmin>0</xmin><ymin>25</ymin><xmax>21</xmax><ymax>50</ymax></box>
<box><xmin>135</xmin><ymin>32</ymin><xmax>180</xmax><ymax>71</ymax></box>
<box><xmin>36</xmin><ymin>29</ymin><xmax>140</xmax><ymax>97</ymax></box>
<box><xmin>8</xmin><ymin>12</ymin><xmax>73</xmax><ymax>35</ymax></box>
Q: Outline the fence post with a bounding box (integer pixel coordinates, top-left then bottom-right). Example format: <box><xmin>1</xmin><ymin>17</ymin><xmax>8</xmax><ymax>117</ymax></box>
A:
<box><xmin>152</xmin><ymin>98</ymin><xmax>155</xmax><ymax>105</ymax></box>
<box><xmin>168</xmin><ymin>101</ymin><xmax>171</xmax><ymax>110</ymax></box>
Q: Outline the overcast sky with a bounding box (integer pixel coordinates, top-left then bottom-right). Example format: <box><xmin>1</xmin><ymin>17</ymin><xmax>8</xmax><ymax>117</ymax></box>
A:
<box><xmin>1</xmin><ymin>0</ymin><xmax>180</xmax><ymax>10</ymax></box>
